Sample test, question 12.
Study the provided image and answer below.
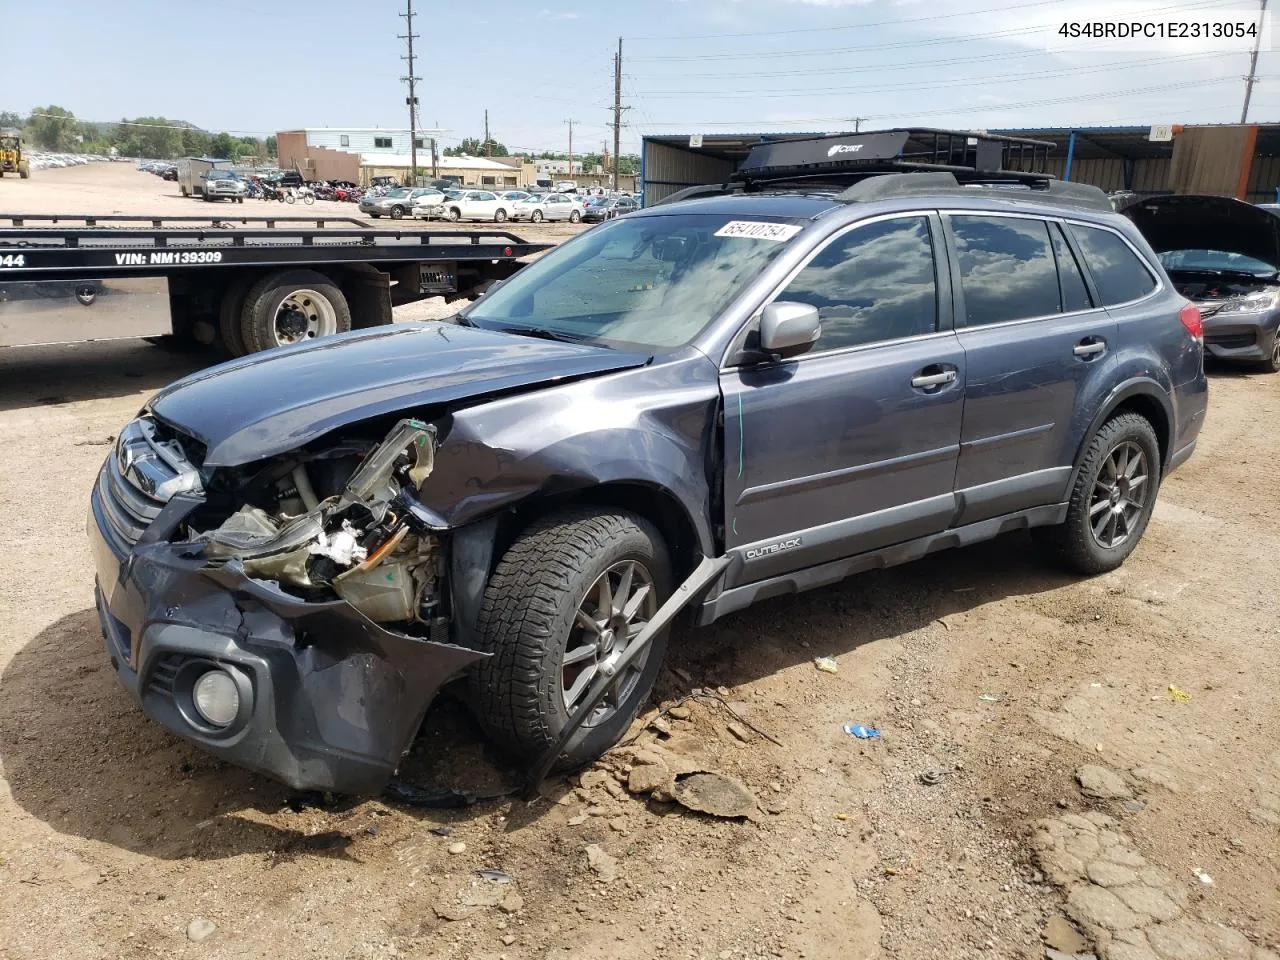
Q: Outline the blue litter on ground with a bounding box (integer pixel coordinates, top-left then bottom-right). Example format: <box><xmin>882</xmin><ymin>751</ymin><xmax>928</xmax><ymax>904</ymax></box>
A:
<box><xmin>843</xmin><ymin>724</ymin><xmax>880</xmax><ymax>739</ymax></box>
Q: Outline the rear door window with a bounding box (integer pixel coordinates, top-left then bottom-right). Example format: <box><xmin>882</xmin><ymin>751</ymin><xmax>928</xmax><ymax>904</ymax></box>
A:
<box><xmin>950</xmin><ymin>215</ymin><xmax>1060</xmax><ymax>326</ymax></box>
<box><xmin>1069</xmin><ymin>224</ymin><xmax>1158</xmax><ymax>305</ymax></box>
<box><xmin>777</xmin><ymin>215</ymin><xmax>938</xmax><ymax>351</ymax></box>
<box><xmin>1052</xmin><ymin>223</ymin><xmax>1093</xmax><ymax>312</ymax></box>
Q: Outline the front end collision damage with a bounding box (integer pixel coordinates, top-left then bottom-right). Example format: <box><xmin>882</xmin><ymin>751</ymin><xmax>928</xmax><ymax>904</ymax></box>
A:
<box><xmin>92</xmin><ymin>351</ymin><xmax>726</xmax><ymax>794</ymax></box>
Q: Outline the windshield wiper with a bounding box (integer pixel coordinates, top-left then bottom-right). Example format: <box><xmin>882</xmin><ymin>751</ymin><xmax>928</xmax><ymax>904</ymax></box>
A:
<box><xmin>501</xmin><ymin>326</ymin><xmax>593</xmax><ymax>344</ymax></box>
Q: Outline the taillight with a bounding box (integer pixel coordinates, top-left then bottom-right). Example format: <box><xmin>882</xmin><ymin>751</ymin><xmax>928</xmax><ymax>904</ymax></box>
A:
<box><xmin>1178</xmin><ymin>302</ymin><xmax>1203</xmax><ymax>341</ymax></box>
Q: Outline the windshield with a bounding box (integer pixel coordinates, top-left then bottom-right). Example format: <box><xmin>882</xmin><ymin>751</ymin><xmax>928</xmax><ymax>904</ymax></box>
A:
<box><xmin>206</xmin><ymin>170</ymin><xmax>235</xmax><ymax>180</ymax></box>
<box><xmin>1159</xmin><ymin>249</ymin><xmax>1276</xmax><ymax>275</ymax></box>
<box><xmin>385</xmin><ymin>188</ymin><xmax>410</xmax><ymax>198</ymax></box>
<box><xmin>461</xmin><ymin>214</ymin><xmax>800</xmax><ymax>350</ymax></box>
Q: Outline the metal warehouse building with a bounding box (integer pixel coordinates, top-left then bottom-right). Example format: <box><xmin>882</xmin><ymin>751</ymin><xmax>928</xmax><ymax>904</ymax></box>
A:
<box><xmin>639</xmin><ymin>123</ymin><xmax>1280</xmax><ymax>206</ymax></box>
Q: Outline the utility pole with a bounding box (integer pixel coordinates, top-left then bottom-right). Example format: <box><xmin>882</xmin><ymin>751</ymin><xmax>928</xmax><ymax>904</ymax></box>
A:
<box><xmin>612</xmin><ymin>37</ymin><xmax>624</xmax><ymax>191</ymax></box>
<box><xmin>566</xmin><ymin>118</ymin><xmax>575</xmax><ymax>184</ymax></box>
<box><xmin>852</xmin><ymin>117</ymin><xmax>868</xmax><ymax>133</ymax></box>
<box><xmin>484</xmin><ymin>109</ymin><xmax>491</xmax><ymax>158</ymax></box>
<box><xmin>1241</xmin><ymin>0</ymin><xmax>1268</xmax><ymax>122</ymax></box>
<box><xmin>399</xmin><ymin>0</ymin><xmax>420</xmax><ymax>185</ymax></box>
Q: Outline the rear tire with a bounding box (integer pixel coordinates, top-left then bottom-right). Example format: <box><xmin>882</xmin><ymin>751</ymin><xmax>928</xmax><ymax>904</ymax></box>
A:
<box><xmin>467</xmin><ymin>510</ymin><xmax>672</xmax><ymax>771</ymax></box>
<box><xmin>494</xmin><ymin>209</ymin><xmax>508</xmax><ymax>223</ymax></box>
<box><xmin>1033</xmin><ymin>412</ymin><xmax>1161</xmax><ymax>575</ymax></box>
<box><xmin>239</xmin><ymin>270</ymin><xmax>351</xmax><ymax>354</ymax></box>
<box><xmin>218</xmin><ymin>274</ymin><xmax>256</xmax><ymax>357</ymax></box>
<box><xmin>569</xmin><ymin>210</ymin><xmax>582</xmax><ymax>223</ymax></box>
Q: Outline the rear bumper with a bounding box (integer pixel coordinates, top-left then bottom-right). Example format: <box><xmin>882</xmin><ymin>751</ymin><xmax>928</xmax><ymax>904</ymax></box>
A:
<box><xmin>88</xmin><ymin>478</ymin><xmax>485</xmax><ymax>794</ymax></box>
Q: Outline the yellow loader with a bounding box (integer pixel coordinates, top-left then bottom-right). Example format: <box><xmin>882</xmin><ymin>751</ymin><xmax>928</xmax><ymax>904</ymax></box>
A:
<box><xmin>0</xmin><ymin>131</ymin><xmax>31</xmax><ymax>179</ymax></box>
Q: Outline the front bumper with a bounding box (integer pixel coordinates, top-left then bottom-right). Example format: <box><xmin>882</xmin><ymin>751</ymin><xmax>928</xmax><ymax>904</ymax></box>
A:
<box><xmin>88</xmin><ymin>474</ymin><xmax>485</xmax><ymax>795</ymax></box>
<box><xmin>1201</xmin><ymin>310</ymin><xmax>1280</xmax><ymax>362</ymax></box>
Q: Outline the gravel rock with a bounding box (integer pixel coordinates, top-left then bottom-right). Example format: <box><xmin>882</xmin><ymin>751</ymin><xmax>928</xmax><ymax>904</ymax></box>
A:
<box><xmin>627</xmin><ymin>763</ymin><xmax>671</xmax><ymax>795</ymax></box>
<box><xmin>186</xmin><ymin>919</ymin><xmax>217</xmax><ymax>943</ymax></box>
<box><xmin>1044</xmin><ymin>914</ymin><xmax>1089</xmax><ymax>953</ymax></box>
<box><xmin>1067</xmin><ymin>884</ymin><xmax>1142</xmax><ymax>931</ymax></box>
<box><xmin>671</xmin><ymin>772</ymin><xmax>758</xmax><ymax>819</ymax></box>
<box><xmin>447</xmin><ymin>841</ymin><xmax>467</xmax><ymax>855</ymax></box>
<box><xmin>1077</xmin><ymin>765</ymin><xmax>1133</xmax><ymax>800</ymax></box>
<box><xmin>585</xmin><ymin>844</ymin><xmax>618</xmax><ymax>883</ymax></box>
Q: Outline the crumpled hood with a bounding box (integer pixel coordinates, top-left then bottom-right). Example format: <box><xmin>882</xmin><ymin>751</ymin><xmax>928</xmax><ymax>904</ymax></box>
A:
<box><xmin>1122</xmin><ymin>194</ymin><xmax>1280</xmax><ymax>269</ymax></box>
<box><xmin>150</xmin><ymin>322</ymin><xmax>648</xmax><ymax>466</ymax></box>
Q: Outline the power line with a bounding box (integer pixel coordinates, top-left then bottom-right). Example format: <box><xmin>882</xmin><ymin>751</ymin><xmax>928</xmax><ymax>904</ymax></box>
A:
<box><xmin>633</xmin><ymin>52</ymin><xmax>1230</xmax><ymax>99</ymax></box>
<box><xmin>627</xmin><ymin>0</ymin><xmax>1246</xmax><ymax>61</ymax></box>
<box><xmin>628</xmin><ymin>0</ymin><xmax>1072</xmax><ymax>41</ymax></box>
<box><xmin>634</xmin><ymin>76</ymin><xmax>1252</xmax><ymax>127</ymax></box>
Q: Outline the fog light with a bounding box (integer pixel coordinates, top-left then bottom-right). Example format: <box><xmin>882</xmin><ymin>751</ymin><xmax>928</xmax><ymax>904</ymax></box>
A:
<box><xmin>192</xmin><ymin>670</ymin><xmax>240</xmax><ymax>727</ymax></box>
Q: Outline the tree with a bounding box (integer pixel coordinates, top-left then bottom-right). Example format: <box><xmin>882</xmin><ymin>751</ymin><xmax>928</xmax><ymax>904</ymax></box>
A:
<box><xmin>0</xmin><ymin>110</ymin><xmax>24</xmax><ymax>131</ymax></box>
<box><xmin>265</xmin><ymin>135</ymin><xmax>277</xmax><ymax>158</ymax></box>
<box><xmin>445</xmin><ymin>136</ymin><xmax>508</xmax><ymax>157</ymax></box>
<box><xmin>181</xmin><ymin>127</ymin><xmax>211</xmax><ymax>157</ymax></box>
<box><xmin>27</xmin><ymin>105</ymin><xmax>77</xmax><ymax>151</ymax></box>
<box><xmin>121</xmin><ymin>117</ymin><xmax>182</xmax><ymax>158</ymax></box>
<box><xmin>209</xmin><ymin>131</ymin><xmax>235</xmax><ymax>159</ymax></box>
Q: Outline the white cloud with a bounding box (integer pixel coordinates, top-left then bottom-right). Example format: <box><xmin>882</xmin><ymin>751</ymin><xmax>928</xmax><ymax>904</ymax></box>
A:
<box><xmin>537</xmin><ymin>8</ymin><xmax>580</xmax><ymax>19</ymax></box>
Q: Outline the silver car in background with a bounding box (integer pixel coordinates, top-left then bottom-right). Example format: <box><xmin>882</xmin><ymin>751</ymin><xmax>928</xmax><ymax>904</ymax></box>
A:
<box><xmin>359</xmin><ymin>187</ymin><xmax>438</xmax><ymax>220</ymax></box>
<box><xmin>510</xmin><ymin>193</ymin><xmax>584</xmax><ymax>223</ymax></box>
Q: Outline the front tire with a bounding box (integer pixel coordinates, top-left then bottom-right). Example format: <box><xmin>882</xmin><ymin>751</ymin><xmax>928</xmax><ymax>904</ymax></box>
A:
<box><xmin>390</xmin><ymin>205</ymin><xmax>405</xmax><ymax>219</ymax></box>
<box><xmin>1034</xmin><ymin>412</ymin><xmax>1161</xmax><ymax>575</ymax></box>
<box><xmin>448</xmin><ymin>207</ymin><xmax>461</xmax><ymax>222</ymax></box>
<box><xmin>468</xmin><ymin>510</ymin><xmax>672</xmax><ymax>771</ymax></box>
<box><xmin>531</xmin><ymin>209</ymin><xmax>544</xmax><ymax>223</ymax></box>
<box><xmin>1257</xmin><ymin>330</ymin><xmax>1280</xmax><ymax>373</ymax></box>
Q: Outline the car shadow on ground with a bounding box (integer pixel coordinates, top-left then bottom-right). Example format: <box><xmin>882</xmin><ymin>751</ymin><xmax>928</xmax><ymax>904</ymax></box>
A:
<box><xmin>0</xmin><ymin>533</ymin><xmax>1074</xmax><ymax>859</ymax></box>
<box><xmin>0</xmin><ymin>338</ymin><xmax>212</xmax><ymax>412</ymax></box>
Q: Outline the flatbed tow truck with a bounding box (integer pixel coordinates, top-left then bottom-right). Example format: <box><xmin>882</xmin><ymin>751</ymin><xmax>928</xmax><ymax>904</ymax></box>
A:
<box><xmin>0</xmin><ymin>213</ymin><xmax>552</xmax><ymax>355</ymax></box>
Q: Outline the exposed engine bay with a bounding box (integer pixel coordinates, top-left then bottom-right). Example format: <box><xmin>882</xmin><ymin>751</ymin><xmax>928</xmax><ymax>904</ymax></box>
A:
<box><xmin>1167</xmin><ymin>271</ymin><xmax>1275</xmax><ymax>303</ymax></box>
<box><xmin>181</xmin><ymin>418</ymin><xmax>447</xmax><ymax>629</ymax></box>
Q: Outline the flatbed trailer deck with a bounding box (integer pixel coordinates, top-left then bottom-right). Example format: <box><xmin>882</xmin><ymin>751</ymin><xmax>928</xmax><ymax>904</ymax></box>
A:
<box><xmin>0</xmin><ymin>214</ymin><xmax>553</xmax><ymax>355</ymax></box>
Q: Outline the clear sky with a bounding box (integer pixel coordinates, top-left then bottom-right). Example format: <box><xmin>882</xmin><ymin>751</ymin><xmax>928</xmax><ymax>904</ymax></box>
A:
<box><xmin>4</xmin><ymin>0</ymin><xmax>1276</xmax><ymax>154</ymax></box>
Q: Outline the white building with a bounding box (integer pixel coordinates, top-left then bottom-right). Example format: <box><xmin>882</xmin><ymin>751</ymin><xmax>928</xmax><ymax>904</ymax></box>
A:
<box><xmin>293</xmin><ymin>127</ymin><xmax>445</xmax><ymax>155</ymax></box>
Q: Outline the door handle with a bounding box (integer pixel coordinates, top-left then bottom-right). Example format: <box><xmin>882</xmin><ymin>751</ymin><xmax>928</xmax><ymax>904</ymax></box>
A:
<box><xmin>910</xmin><ymin>369</ymin><xmax>958</xmax><ymax>389</ymax></box>
<box><xmin>1073</xmin><ymin>339</ymin><xmax>1107</xmax><ymax>358</ymax></box>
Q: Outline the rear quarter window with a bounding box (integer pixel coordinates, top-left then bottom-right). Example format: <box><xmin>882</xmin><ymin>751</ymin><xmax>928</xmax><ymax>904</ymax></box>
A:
<box><xmin>1069</xmin><ymin>224</ymin><xmax>1158</xmax><ymax>306</ymax></box>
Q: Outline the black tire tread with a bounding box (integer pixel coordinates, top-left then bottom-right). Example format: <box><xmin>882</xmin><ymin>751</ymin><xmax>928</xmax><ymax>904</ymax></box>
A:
<box><xmin>1034</xmin><ymin>412</ymin><xmax>1160</xmax><ymax>575</ymax></box>
<box><xmin>468</xmin><ymin>509</ymin><xmax>666</xmax><ymax>759</ymax></box>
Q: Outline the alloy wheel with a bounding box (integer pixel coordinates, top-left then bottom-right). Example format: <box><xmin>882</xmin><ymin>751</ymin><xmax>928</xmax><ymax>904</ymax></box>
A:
<box><xmin>1089</xmin><ymin>440</ymin><xmax>1150</xmax><ymax>549</ymax></box>
<box><xmin>560</xmin><ymin>559</ymin><xmax>656</xmax><ymax>726</ymax></box>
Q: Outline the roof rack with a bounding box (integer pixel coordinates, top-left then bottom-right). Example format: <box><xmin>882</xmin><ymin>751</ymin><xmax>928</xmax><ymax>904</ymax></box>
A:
<box><xmin>650</xmin><ymin>128</ymin><xmax>1112</xmax><ymax>214</ymax></box>
<box><xmin>733</xmin><ymin>128</ymin><xmax>1053</xmax><ymax>183</ymax></box>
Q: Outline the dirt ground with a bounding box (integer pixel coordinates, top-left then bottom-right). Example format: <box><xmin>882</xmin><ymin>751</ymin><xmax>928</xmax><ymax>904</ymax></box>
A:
<box><xmin>0</xmin><ymin>164</ymin><xmax>1277</xmax><ymax>960</ymax></box>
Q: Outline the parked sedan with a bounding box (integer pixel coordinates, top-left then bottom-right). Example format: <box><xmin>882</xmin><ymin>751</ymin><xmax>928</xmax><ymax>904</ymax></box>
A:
<box><xmin>510</xmin><ymin>193</ymin><xmax>584</xmax><ymax>223</ymax></box>
<box><xmin>1124</xmin><ymin>194</ymin><xmax>1280</xmax><ymax>372</ymax></box>
<box><xmin>422</xmin><ymin>190</ymin><xmax>516</xmax><ymax>223</ymax></box>
<box><xmin>359</xmin><ymin>187</ymin><xmax>438</xmax><ymax>219</ymax></box>
<box><xmin>581</xmin><ymin>195</ymin><xmax>638</xmax><ymax>223</ymax></box>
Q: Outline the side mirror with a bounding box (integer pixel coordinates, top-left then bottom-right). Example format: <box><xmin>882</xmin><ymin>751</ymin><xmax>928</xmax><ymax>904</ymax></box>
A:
<box><xmin>759</xmin><ymin>301</ymin><xmax>821</xmax><ymax>358</ymax></box>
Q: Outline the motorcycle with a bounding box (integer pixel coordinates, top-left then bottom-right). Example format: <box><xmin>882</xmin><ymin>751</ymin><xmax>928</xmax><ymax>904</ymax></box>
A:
<box><xmin>284</xmin><ymin>186</ymin><xmax>315</xmax><ymax>205</ymax></box>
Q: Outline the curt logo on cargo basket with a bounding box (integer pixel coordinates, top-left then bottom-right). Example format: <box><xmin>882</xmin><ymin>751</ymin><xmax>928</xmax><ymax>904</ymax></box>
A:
<box><xmin>827</xmin><ymin>144</ymin><xmax>864</xmax><ymax>158</ymax></box>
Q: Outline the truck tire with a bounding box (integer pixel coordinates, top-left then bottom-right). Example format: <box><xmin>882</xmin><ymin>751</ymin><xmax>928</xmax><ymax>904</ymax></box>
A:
<box><xmin>239</xmin><ymin>270</ymin><xmax>351</xmax><ymax>353</ymax></box>
<box><xmin>19</xmin><ymin>164</ymin><xmax>29</xmax><ymax>180</ymax></box>
<box><xmin>1033</xmin><ymin>412</ymin><xmax>1161</xmax><ymax>575</ymax></box>
<box><xmin>217</xmin><ymin>274</ymin><xmax>256</xmax><ymax>357</ymax></box>
<box><xmin>467</xmin><ymin>509</ymin><xmax>672</xmax><ymax>771</ymax></box>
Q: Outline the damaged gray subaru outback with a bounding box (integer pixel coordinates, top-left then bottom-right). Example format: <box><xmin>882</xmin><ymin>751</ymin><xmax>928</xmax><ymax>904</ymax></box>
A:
<box><xmin>89</xmin><ymin>131</ymin><xmax>1207</xmax><ymax>795</ymax></box>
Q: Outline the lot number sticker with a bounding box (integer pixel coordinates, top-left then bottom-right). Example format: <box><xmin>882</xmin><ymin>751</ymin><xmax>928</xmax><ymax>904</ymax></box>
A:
<box><xmin>0</xmin><ymin>254</ymin><xmax>26</xmax><ymax>268</ymax></box>
<box><xmin>714</xmin><ymin>221</ymin><xmax>803</xmax><ymax>242</ymax></box>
